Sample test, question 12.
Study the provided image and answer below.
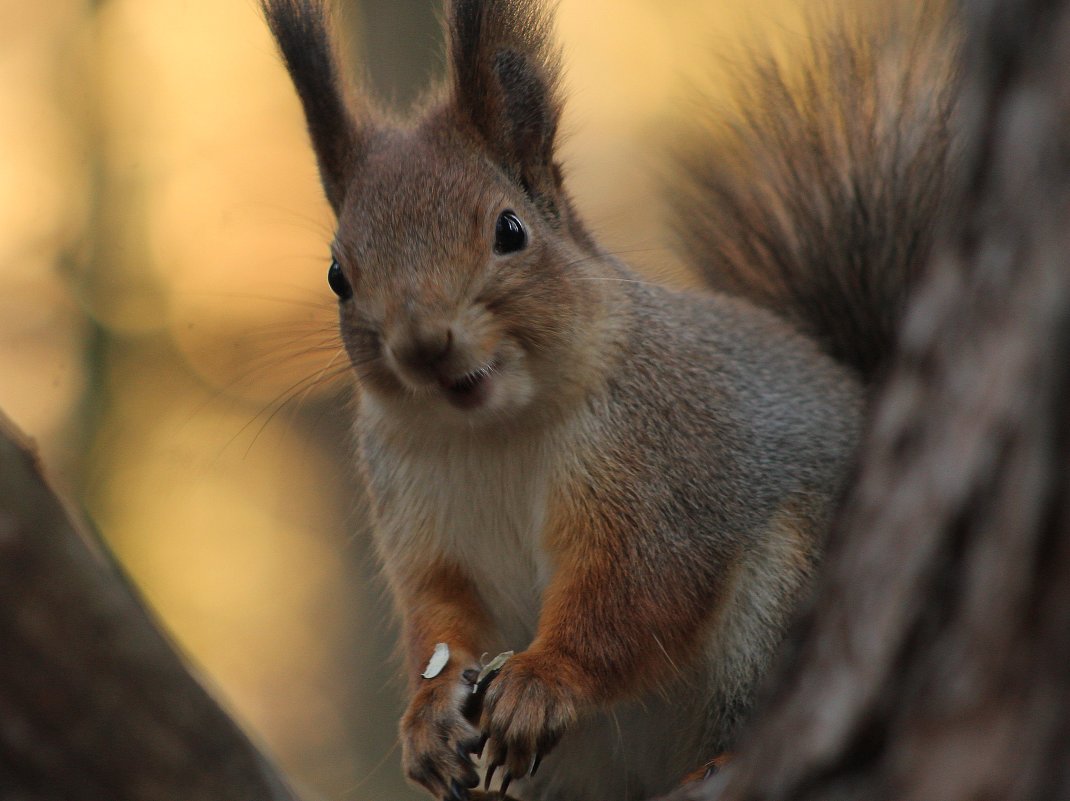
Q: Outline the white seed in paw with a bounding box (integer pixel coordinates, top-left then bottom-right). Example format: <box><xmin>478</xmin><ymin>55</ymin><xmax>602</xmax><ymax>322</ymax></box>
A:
<box><xmin>422</xmin><ymin>642</ymin><xmax>450</xmax><ymax>679</ymax></box>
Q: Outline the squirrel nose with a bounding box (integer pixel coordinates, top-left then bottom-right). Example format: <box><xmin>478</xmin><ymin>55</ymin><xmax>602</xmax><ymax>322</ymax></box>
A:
<box><xmin>388</xmin><ymin>323</ymin><xmax>453</xmax><ymax>379</ymax></box>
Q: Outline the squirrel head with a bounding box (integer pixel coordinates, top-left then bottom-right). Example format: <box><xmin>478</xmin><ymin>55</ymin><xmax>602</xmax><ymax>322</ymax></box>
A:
<box><xmin>264</xmin><ymin>0</ymin><xmax>619</xmax><ymax>426</ymax></box>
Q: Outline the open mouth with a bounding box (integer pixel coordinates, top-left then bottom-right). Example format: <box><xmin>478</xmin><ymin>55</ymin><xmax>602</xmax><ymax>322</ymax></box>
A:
<box><xmin>438</xmin><ymin>358</ymin><xmax>500</xmax><ymax>409</ymax></box>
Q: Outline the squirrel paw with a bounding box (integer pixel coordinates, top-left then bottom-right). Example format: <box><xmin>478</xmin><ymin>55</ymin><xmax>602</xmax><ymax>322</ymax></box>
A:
<box><xmin>478</xmin><ymin>651</ymin><xmax>580</xmax><ymax>794</ymax></box>
<box><xmin>401</xmin><ymin>675</ymin><xmax>483</xmax><ymax>801</ymax></box>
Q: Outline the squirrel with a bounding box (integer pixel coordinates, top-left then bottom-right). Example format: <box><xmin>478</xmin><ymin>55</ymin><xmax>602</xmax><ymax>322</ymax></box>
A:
<box><xmin>260</xmin><ymin>1</ymin><xmax>958</xmax><ymax>800</ymax></box>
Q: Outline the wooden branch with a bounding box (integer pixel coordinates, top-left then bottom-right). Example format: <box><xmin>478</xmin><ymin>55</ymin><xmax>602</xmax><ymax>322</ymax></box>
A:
<box><xmin>0</xmin><ymin>411</ymin><xmax>304</xmax><ymax>801</ymax></box>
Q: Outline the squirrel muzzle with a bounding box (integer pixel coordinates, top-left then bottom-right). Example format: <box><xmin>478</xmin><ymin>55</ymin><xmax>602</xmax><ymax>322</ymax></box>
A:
<box><xmin>383</xmin><ymin>315</ymin><xmax>507</xmax><ymax>411</ymax></box>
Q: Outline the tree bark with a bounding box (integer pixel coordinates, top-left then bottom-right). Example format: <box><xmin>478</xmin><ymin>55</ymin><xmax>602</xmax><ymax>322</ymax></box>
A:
<box><xmin>663</xmin><ymin>0</ymin><xmax>1070</xmax><ymax>800</ymax></box>
<box><xmin>0</xmin><ymin>411</ymin><xmax>303</xmax><ymax>801</ymax></box>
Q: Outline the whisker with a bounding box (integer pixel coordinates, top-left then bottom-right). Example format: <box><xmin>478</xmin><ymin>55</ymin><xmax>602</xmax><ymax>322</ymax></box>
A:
<box><xmin>172</xmin><ymin>289</ymin><xmax>338</xmax><ymax>312</ymax></box>
<box><xmin>228</xmin><ymin>200</ymin><xmax>335</xmax><ymax>240</ymax></box>
<box><xmin>343</xmin><ymin>737</ymin><xmax>402</xmax><ymax>798</ymax></box>
<box><xmin>175</xmin><ymin>354</ymin><xmax>332</xmax><ymax>434</ymax></box>
<box><xmin>181</xmin><ymin>337</ymin><xmax>345</xmax><ymax>409</ymax></box>
<box><xmin>573</xmin><ymin>277</ymin><xmax>661</xmax><ymax>287</ymax></box>
<box><xmin>268</xmin><ymin>346</ymin><xmax>350</xmax><ymax>452</ymax></box>
<box><xmin>233</xmin><ymin>357</ymin><xmax>352</xmax><ymax>455</ymax></box>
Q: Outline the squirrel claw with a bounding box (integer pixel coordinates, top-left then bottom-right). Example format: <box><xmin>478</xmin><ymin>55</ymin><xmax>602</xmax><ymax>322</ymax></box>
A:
<box><xmin>485</xmin><ymin>757</ymin><xmax>503</xmax><ymax>791</ymax></box>
<box><xmin>500</xmin><ymin>771</ymin><xmax>513</xmax><ymax>797</ymax></box>
<box><xmin>529</xmin><ymin>752</ymin><xmax>542</xmax><ymax>777</ymax></box>
<box><xmin>476</xmin><ymin>667</ymin><xmax>503</xmax><ymax>695</ymax></box>
<box><xmin>448</xmin><ymin>779</ymin><xmax>469</xmax><ymax>801</ymax></box>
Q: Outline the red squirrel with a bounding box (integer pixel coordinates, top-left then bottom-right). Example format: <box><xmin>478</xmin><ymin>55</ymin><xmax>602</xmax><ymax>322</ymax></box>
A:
<box><xmin>260</xmin><ymin>1</ymin><xmax>958</xmax><ymax>799</ymax></box>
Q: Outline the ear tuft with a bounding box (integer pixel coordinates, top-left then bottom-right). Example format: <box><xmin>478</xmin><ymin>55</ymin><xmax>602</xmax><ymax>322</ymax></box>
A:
<box><xmin>449</xmin><ymin>0</ymin><xmax>564</xmax><ymax>212</ymax></box>
<box><xmin>262</xmin><ymin>0</ymin><xmax>364</xmax><ymax>214</ymax></box>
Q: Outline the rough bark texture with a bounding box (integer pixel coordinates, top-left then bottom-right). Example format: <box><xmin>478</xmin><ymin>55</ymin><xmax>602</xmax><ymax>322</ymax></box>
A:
<box><xmin>0</xmin><ymin>411</ymin><xmax>303</xmax><ymax>801</ymax></box>
<box><xmin>662</xmin><ymin>0</ymin><xmax>1070</xmax><ymax>800</ymax></box>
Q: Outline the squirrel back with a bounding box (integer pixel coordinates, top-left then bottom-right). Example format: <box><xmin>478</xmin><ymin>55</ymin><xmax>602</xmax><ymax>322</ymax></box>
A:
<box><xmin>670</xmin><ymin>4</ymin><xmax>961</xmax><ymax>380</ymax></box>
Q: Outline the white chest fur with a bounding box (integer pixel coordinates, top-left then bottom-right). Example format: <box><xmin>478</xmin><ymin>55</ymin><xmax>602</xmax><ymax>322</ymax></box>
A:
<box><xmin>362</xmin><ymin>409</ymin><xmax>557</xmax><ymax>650</ymax></box>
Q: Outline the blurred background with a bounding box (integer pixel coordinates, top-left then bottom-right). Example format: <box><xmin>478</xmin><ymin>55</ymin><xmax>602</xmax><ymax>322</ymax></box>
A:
<box><xmin>0</xmin><ymin>0</ymin><xmax>811</xmax><ymax>798</ymax></box>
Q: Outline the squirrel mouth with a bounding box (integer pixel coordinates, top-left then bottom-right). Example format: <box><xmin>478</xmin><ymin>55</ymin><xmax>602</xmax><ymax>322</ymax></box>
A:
<box><xmin>439</xmin><ymin>359</ymin><xmax>499</xmax><ymax>409</ymax></box>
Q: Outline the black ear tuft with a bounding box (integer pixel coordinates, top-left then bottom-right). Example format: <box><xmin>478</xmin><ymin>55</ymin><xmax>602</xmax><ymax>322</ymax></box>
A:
<box><xmin>262</xmin><ymin>0</ymin><xmax>364</xmax><ymax>214</ymax></box>
<box><xmin>449</xmin><ymin>0</ymin><xmax>564</xmax><ymax>212</ymax></box>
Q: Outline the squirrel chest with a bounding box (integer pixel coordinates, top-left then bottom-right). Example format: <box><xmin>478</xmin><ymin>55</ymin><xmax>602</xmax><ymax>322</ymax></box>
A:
<box><xmin>360</xmin><ymin>403</ymin><xmax>565</xmax><ymax>650</ymax></box>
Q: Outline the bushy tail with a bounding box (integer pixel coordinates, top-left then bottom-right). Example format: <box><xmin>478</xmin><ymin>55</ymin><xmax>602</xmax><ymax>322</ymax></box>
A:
<box><xmin>670</xmin><ymin>4</ymin><xmax>961</xmax><ymax>380</ymax></box>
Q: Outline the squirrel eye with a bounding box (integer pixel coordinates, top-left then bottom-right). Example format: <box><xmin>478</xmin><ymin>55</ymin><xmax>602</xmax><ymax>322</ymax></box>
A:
<box><xmin>494</xmin><ymin>210</ymin><xmax>527</xmax><ymax>254</ymax></box>
<box><xmin>327</xmin><ymin>256</ymin><xmax>353</xmax><ymax>299</ymax></box>
<box><xmin>328</xmin><ymin>258</ymin><xmax>353</xmax><ymax>301</ymax></box>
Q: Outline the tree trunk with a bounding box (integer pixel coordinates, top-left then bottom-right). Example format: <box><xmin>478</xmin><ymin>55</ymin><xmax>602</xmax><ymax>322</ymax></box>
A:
<box><xmin>0</xmin><ymin>411</ymin><xmax>303</xmax><ymax>801</ymax></box>
<box><xmin>665</xmin><ymin>0</ymin><xmax>1070</xmax><ymax>799</ymax></box>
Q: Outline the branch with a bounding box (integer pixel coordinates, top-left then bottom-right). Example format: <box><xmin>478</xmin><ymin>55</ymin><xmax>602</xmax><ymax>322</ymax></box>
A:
<box><xmin>0</xmin><ymin>411</ymin><xmax>304</xmax><ymax>801</ymax></box>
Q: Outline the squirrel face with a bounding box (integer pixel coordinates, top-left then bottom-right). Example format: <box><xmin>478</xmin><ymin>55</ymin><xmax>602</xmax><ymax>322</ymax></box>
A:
<box><xmin>263</xmin><ymin>0</ymin><xmax>623</xmax><ymax>426</ymax></box>
<box><xmin>329</xmin><ymin>127</ymin><xmax>610</xmax><ymax>425</ymax></box>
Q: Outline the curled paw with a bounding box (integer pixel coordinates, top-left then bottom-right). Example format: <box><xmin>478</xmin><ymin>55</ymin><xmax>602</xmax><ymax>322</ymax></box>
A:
<box><xmin>401</xmin><ymin>676</ymin><xmax>484</xmax><ymax>800</ymax></box>
<box><xmin>478</xmin><ymin>651</ymin><xmax>581</xmax><ymax>793</ymax></box>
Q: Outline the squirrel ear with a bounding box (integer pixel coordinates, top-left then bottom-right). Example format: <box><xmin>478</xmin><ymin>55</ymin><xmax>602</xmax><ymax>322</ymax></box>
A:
<box><xmin>449</xmin><ymin>0</ymin><xmax>564</xmax><ymax>215</ymax></box>
<box><xmin>262</xmin><ymin>0</ymin><xmax>365</xmax><ymax>215</ymax></box>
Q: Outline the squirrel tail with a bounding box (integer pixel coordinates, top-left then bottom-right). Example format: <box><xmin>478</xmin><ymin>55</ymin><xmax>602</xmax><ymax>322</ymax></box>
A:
<box><xmin>669</xmin><ymin>5</ymin><xmax>961</xmax><ymax>381</ymax></box>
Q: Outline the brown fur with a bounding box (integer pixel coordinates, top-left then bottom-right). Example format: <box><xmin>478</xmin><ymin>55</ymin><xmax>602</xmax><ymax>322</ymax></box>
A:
<box><xmin>449</xmin><ymin>0</ymin><xmax>563</xmax><ymax>213</ymax></box>
<box><xmin>395</xmin><ymin>561</ymin><xmax>489</xmax><ymax>796</ymax></box>
<box><xmin>397</xmin><ymin>561</ymin><xmax>490</xmax><ymax>685</ymax></box>
<box><xmin>536</xmin><ymin>472</ymin><xmax>736</xmax><ymax>700</ymax></box>
<box><xmin>259</xmin><ymin>1</ymin><xmax>954</xmax><ymax>799</ymax></box>
<box><xmin>670</xmin><ymin>3</ymin><xmax>961</xmax><ymax>379</ymax></box>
